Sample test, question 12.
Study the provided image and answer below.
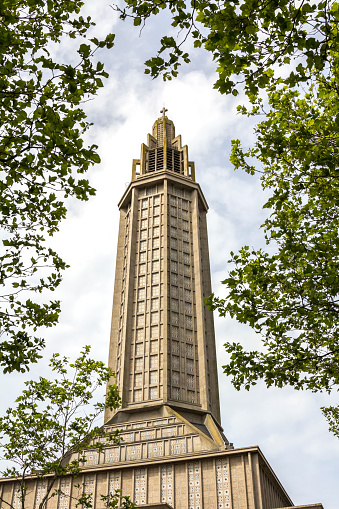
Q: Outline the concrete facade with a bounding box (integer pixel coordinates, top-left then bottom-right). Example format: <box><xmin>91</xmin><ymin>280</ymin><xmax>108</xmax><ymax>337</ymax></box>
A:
<box><xmin>0</xmin><ymin>445</ymin><xmax>295</xmax><ymax>509</ymax></box>
<box><xmin>0</xmin><ymin>112</ymin><xmax>324</xmax><ymax>509</ymax></box>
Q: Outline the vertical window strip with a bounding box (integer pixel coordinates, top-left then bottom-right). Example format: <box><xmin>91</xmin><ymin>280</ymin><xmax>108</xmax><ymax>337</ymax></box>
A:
<box><xmin>12</xmin><ymin>484</ymin><xmax>21</xmax><ymax>509</ymax></box>
<box><xmin>82</xmin><ymin>475</ymin><xmax>95</xmax><ymax>509</ymax></box>
<box><xmin>134</xmin><ymin>468</ymin><xmax>147</xmax><ymax>505</ymax></box>
<box><xmin>188</xmin><ymin>462</ymin><xmax>201</xmax><ymax>509</ymax></box>
<box><xmin>34</xmin><ymin>479</ymin><xmax>48</xmax><ymax>509</ymax></box>
<box><xmin>161</xmin><ymin>465</ymin><xmax>174</xmax><ymax>506</ymax></box>
<box><xmin>216</xmin><ymin>458</ymin><xmax>231</xmax><ymax>508</ymax></box>
<box><xmin>58</xmin><ymin>477</ymin><xmax>71</xmax><ymax>509</ymax></box>
<box><xmin>109</xmin><ymin>470</ymin><xmax>121</xmax><ymax>497</ymax></box>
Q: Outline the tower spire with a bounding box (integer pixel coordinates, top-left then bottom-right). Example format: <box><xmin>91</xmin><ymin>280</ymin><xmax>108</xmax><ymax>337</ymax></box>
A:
<box><xmin>131</xmin><ymin>114</ymin><xmax>195</xmax><ymax>181</ymax></box>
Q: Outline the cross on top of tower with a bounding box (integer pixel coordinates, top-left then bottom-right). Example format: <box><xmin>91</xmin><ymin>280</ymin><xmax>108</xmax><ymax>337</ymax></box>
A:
<box><xmin>160</xmin><ymin>107</ymin><xmax>168</xmax><ymax>118</ymax></box>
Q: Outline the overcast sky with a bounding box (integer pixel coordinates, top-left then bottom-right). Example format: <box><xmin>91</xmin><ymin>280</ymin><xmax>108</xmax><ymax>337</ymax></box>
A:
<box><xmin>1</xmin><ymin>1</ymin><xmax>338</xmax><ymax>508</ymax></box>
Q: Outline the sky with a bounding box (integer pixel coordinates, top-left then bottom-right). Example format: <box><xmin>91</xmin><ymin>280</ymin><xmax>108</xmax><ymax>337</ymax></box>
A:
<box><xmin>1</xmin><ymin>1</ymin><xmax>339</xmax><ymax>508</ymax></box>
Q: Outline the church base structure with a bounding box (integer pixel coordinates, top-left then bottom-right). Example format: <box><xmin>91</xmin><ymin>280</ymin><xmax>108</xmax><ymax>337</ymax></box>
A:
<box><xmin>0</xmin><ymin>404</ymin><xmax>324</xmax><ymax>508</ymax></box>
<box><xmin>70</xmin><ymin>446</ymin><xmax>292</xmax><ymax>509</ymax></box>
<box><xmin>0</xmin><ymin>446</ymin><xmax>325</xmax><ymax>509</ymax></box>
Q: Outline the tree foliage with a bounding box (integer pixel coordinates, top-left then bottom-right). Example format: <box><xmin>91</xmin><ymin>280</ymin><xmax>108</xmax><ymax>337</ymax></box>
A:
<box><xmin>0</xmin><ymin>0</ymin><xmax>115</xmax><ymax>373</ymax></box>
<box><xmin>201</xmin><ymin>15</ymin><xmax>339</xmax><ymax>431</ymax></box>
<box><xmin>0</xmin><ymin>347</ymin><xmax>135</xmax><ymax>509</ymax></box>
<box><xmin>206</xmin><ymin>75</ymin><xmax>339</xmax><ymax>392</ymax></box>
<box><xmin>114</xmin><ymin>0</ymin><xmax>339</xmax><ymax>98</ymax></box>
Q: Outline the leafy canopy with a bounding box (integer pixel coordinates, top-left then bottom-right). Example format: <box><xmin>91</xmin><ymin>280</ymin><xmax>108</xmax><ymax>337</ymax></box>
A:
<box><xmin>206</xmin><ymin>71</ymin><xmax>339</xmax><ymax>432</ymax></box>
<box><xmin>0</xmin><ymin>346</ymin><xmax>135</xmax><ymax>509</ymax></box>
<box><xmin>114</xmin><ymin>0</ymin><xmax>339</xmax><ymax>98</ymax></box>
<box><xmin>207</xmin><ymin>75</ymin><xmax>339</xmax><ymax>391</ymax></box>
<box><xmin>0</xmin><ymin>0</ymin><xmax>115</xmax><ymax>373</ymax></box>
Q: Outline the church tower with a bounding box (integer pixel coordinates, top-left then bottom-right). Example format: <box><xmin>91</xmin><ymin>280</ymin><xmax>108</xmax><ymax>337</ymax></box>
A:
<box><xmin>105</xmin><ymin>108</ymin><xmax>221</xmax><ymax>435</ymax></box>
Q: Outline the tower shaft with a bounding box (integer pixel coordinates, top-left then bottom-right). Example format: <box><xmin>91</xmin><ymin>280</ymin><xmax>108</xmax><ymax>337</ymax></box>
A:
<box><xmin>105</xmin><ymin>114</ymin><xmax>220</xmax><ymax>427</ymax></box>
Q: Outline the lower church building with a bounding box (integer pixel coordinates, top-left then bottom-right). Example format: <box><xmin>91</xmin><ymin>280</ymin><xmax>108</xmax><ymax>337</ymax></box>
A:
<box><xmin>0</xmin><ymin>111</ymin><xmax>324</xmax><ymax>509</ymax></box>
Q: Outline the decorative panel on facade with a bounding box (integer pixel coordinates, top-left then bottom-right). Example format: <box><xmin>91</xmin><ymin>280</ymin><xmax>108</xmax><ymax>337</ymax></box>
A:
<box><xmin>161</xmin><ymin>465</ymin><xmax>174</xmax><ymax>506</ymax></box>
<box><xmin>188</xmin><ymin>462</ymin><xmax>202</xmax><ymax>509</ymax></box>
<box><xmin>57</xmin><ymin>477</ymin><xmax>71</xmax><ymax>509</ymax></box>
<box><xmin>134</xmin><ymin>468</ymin><xmax>147</xmax><ymax>505</ymax></box>
<box><xmin>216</xmin><ymin>458</ymin><xmax>231</xmax><ymax>509</ymax></box>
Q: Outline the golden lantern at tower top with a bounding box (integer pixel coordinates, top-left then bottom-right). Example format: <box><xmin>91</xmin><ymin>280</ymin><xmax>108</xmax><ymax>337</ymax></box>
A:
<box><xmin>132</xmin><ymin>109</ymin><xmax>195</xmax><ymax>181</ymax></box>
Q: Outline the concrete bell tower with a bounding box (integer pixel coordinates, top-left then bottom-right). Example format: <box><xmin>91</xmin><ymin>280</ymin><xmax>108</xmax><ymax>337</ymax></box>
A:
<box><xmin>105</xmin><ymin>109</ymin><xmax>222</xmax><ymax>437</ymax></box>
